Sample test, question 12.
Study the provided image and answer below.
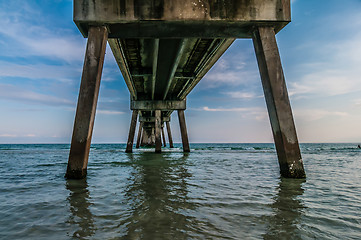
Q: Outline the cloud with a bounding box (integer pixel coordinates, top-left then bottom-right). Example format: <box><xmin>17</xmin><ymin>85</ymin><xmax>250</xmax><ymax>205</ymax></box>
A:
<box><xmin>0</xmin><ymin>2</ymin><xmax>85</xmax><ymax>63</ymax></box>
<box><xmin>0</xmin><ymin>61</ymin><xmax>81</xmax><ymax>83</ymax></box>
<box><xmin>225</xmin><ymin>91</ymin><xmax>261</xmax><ymax>99</ymax></box>
<box><xmin>0</xmin><ymin>134</ymin><xmax>17</xmax><ymax>137</ymax></box>
<box><xmin>0</xmin><ymin>84</ymin><xmax>73</xmax><ymax>106</ymax></box>
<box><xmin>287</xmin><ymin>16</ymin><xmax>361</xmax><ymax>98</ymax></box>
<box><xmin>201</xmin><ymin>41</ymin><xmax>260</xmax><ymax>88</ymax></box>
<box><xmin>202</xmin><ymin>106</ymin><xmax>251</xmax><ymax>112</ymax></box>
<box><xmin>97</xmin><ymin>110</ymin><xmax>125</xmax><ymax>115</ymax></box>
<box><xmin>294</xmin><ymin>109</ymin><xmax>348</xmax><ymax>122</ymax></box>
<box><xmin>196</xmin><ymin>106</ymin><xmax>268</xmax><ymax>121</ymax></box>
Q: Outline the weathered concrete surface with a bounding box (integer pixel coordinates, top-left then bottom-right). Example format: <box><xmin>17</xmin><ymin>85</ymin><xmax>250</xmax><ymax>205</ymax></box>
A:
<box><xmin>252</xmin><ymin>26</ymin><xmax>305</xmax><ymax>178</ymax></box>
<box><xmin>125</xmin><ymin>110</ymin><xmax>138</xmax><ymax>153</ymax></box>
<box><xmin>139</xmin><ymin>116</ymin><xmax>170</xmax><ymax>122</ymax></box>
<box><xmin>131</xmin><ymin>100</ymin><xmax>186</xmax><ymax>111</ymax></box>
<box><xmin>66</xmin><ymin>26</ymin><xmax>108</xmax><ymax>179</ymax></box>
<box><xmin>136</xmin><ymin>122</ymin><xmax>143</xmax><ymax>148</ymax></box>
<box><xmin>166</xmin><ymin>121</ymin><xmax>174</xmax><ymax>148</ymax></box>
<box><xmin>155</xmin><ymin>110</ymin><xmax>162</xmax><ymax>152</ymax></box>
<box><xmin>161</xmin><ymin>125</ymin><xmax>166</xmax><ymax>147</ymax></box>
<box><xmin>74</xmin><ymin>0</ymin><xmax>290</xmax><ymax>38</ymax></box>
<box><xmin>178</xmin><ymin>110</ymin><xmax>190</xmax><ymax>152</ymax></box>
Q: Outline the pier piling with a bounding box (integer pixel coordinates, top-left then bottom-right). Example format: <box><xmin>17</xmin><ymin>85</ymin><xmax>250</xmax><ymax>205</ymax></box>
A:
<box><xmin>136</xmin><ymin>122</ymin><xmax>143</xmax><ymax>148</ymax></box>
<box><xmin>125</xmin><ymin>110</ymin><xmax>138</xmax><ymax>153</ymax></box>
<box><xmin>166</xmin><ymin>122</ymin><xmax>174</xmax><ymax>148</ymax></box>
<box><xmin>252</xmin><ymin>27</ymin><xmax>306</xmax><ymax>178</ymax></box>
<box><xmin>161</xmin><ymin>124</ymin><xmax>166</xmax><ymax>147</ymax></box>
<box><xmin>155</xmin><ymin>110</ymin><xmax>162</xmax><ymax>153</ymax></box>
<box><xmin>178</xmin><ymin>110</ymin><xmax>190</xmax><ymax>152</ymax></box>
<box><xmin>66</xmin><ymin>26</ymin><xmax>108</xmax><ymax>179</ymax></box>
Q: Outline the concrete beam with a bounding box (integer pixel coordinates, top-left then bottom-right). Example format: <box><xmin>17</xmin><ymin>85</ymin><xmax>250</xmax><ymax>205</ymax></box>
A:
<box><xmin>163</xmin><ymin>39</ymin><xmax>188</xmax><ymax>100</ymax></box>
<box><xmin>66</xmin><ymin>26</ymin><xmax>108</xmax><ymax>179</ymax></box>
<box><xmin>74</xmin><ymin>0</ymin><xmax>290</xmax><ymax>38</ymax></box>
<box><xmin>252</xmin><ymin>26</ymin><xmax>305</xmax><ymax>178</ymax></box>
<box><xmin>125</xmin><ymin>110</ymin><xmax>138</xmax><ymax>153</ymax></box>
<box><xmin>108</xmin><ymin>39</ymin><xmax>137</xmax><ymax>99</ymax></box>
<box><xmin>139</xmin><ymin>116</ymin><xmax>170</xmax><ymax>123</ymax></box>
<box><xmin>131</xmin><ymin>100</ymin><xmax>186</xmax><ymax>111</ymax></box>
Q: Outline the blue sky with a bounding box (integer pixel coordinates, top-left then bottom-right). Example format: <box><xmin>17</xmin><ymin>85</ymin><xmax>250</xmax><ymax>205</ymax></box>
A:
<box><xmin>1</xmin><ymin>0</ymin><xmax>361</xmax><ymax>143</ymax></box>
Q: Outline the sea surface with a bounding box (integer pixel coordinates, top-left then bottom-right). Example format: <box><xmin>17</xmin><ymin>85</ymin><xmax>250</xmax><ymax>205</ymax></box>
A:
<box><xmin>0</xmin><ymin>143</ymin><xmax>360</xmax><ymax>239</ymax></box>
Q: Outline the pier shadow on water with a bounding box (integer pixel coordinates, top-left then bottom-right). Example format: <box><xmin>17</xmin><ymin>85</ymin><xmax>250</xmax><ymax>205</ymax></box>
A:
<box><xmin>66</xmin><ymin>179</ymin><xmax>95</xmax><ymax>239</ymax></box>
<box><xmin>263</xmin><ymin>178</ymin><xmax>306</xmax><ymax>240</ymax></box>
<box><xmin>119</xmin><ymin>152</ymin><xmax>199</xmax><ymax>239</ymax></box>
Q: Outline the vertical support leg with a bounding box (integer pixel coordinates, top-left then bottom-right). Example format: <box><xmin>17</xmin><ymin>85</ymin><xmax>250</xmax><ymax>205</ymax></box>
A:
<box><xmin>252</xmin><ymin>26</ymin><xmax>305</xmax><ymax>178</ymax></box>
<box><xmin>161</xmin><ymin>124</ymin><xmax>166</xmax><ymax>147</ymax></box>
<box><xmin>178</xmin><ymin>110</ymin><xmax>190</xmax><ymax>152</ymax></box>
<box><xmin>155</xmin><ymin>110</ymin><xmax>162</xmax><ymax>153</ymax></box>
<box><xmin>141</xmin><ymin>128</ymin><xmax>147</xmax><ymax>146</ymax></box>
<box><xmin>166</xmin><ymin>121</ymin><xmax>174</xmax><ymax>148</ymax></box>
<box><xmin>126</xmin><ymin>110</ymin><xmax>139</xmax><ymax>153</ymax></box>
<box><xmin>66</xmin><ymin>26</ymin><xmax>108</xmax><ymax>179</ymax></box>
<box><xmin>136</xmin><ymin>122</ymin><xmax>143</xmax><ymax>148</ymax></box>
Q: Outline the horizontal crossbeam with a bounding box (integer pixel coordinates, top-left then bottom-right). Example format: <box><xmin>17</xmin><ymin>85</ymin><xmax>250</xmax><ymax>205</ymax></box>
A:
<box><xmin>131</xmin><ymin>100</ymin><xmax>186</xmax><ymax>111</ymax></box>
<box><xmin>139</xmin><ymin>116</ymin><xmax>170</xmax><ymax>122</ymax></box>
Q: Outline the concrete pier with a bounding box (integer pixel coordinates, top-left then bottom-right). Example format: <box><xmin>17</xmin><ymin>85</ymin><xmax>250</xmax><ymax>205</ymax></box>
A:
<box><xmin>178</xmin><ymin>110</ymin><xmax>190</xmax><ymax>153</ymax></box>
<box><xmin>161</xmin><ymin>125</ymin><xmax>166</xmax><ymax>147</ymax></box>
<box><xmin>166</xmin><ymin>122</ymin><xmax>174</xmax><ymax>148</ymax></box>
<box><xmin>155</xmin><ymin>110</ymin><xmax>162</xmax><ymax>153</ymax></box>
<box><xmin>68</xmin><ymin>0</ymin><xmax>306</xmax><ymax>179</ymax></box>
<box><xmin>136</xmin><ymin>122</ymin><xmax>143</xmax><ymax>149</ymax></box>
<box><xmin>252</xmin><ymin>27</ymin><xmax>305</xmax><ymax>178</ymax></box>
<box><xmin>66</xmin><ymin>26</ymin><xmax>107</xmax><ymax>179</ymax></box>
<box><xmin>125</xmin><ymin>110</ymin><xmax>138</xmax><ymax>153</ymax></box>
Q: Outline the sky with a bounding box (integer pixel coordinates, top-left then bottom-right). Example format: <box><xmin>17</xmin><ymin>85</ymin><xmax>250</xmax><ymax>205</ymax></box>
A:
<box><xmin>0</xmin><ymin>0</ymin><xmax>361</xmax><ymax>144</ymax></box>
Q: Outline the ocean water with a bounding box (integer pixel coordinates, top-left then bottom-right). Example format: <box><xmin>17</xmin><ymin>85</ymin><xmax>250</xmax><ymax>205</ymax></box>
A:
<box><xmin>0</xmin><ymin>143</ymin><xmax>360</xmax><ymax>239</ymax></box>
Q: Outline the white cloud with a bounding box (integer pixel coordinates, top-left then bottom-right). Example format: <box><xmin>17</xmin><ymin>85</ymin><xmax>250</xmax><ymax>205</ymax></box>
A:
<box><xmin>197</xmin><ymin>106</ymin><xmax>268</xmax><ymax>121</ymax></box>
<box><xmin>24</xmin><ymin>134</ymin><xmax>36</xmax><ymax>137</ymax></box>
<box><xmin>97</xmin><ymin>110</ymin><xmax>125</xmax><ymax>115</ymax></box>
<box><xmin>294</xmin><ymin>109</ymin><xmax>348</xmax><ymax>122</ymax></box>
<box><xmin>0</xmin><ymin>61</ymin><xmax>81</xmax><ymax>82</ymax></box>
<box><xmin>288</xmin><ymin>17</ymin><xmax>361</xmax><ymax>98</ymax></box>
<box><xmin>201</xmin><ymin>42</ymin><xmax>259</xmax><ymax>88</ymax></box>
<box><xmin>0</xmin><ymin>134</ymin><xmax>17</xmax><ymax>137</ymax></box>
<box><xmin>225</xmin><ymin>91</ymin><xmax>261</xmax><ymax>99</ymax></box>
<box><xmin>202</xmin><ymin>106</ymin><xmax>250</xmax><ymax>112</ymax></box>
<box><xmin>0</xmin><ymin>84</ymin><xmax>73</xmax><ymax>106</ymax></box>
<box><xmin>0</xmin><ymin>3</ymin><xmax>85</xmax><ymax>63</ymax></box>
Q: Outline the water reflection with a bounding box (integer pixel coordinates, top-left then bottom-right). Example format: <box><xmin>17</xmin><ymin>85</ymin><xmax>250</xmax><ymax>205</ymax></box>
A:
<box><xmin>263</xmin><ymin>178</ymin><xmax>306</xmax><ymax>240</ymax></box>
<box><xmin>120</xmin><ymin>153</ymin><xmax>198</xmax><ymax>239</ymax></box>
<box><xmin>66</xmin><ymin>179</ymin><xmax>95</xmax><ymax>238</ymax></box>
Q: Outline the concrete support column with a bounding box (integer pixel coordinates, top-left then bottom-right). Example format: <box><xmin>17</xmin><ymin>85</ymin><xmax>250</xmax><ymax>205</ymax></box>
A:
<box><xmin>140</xmin><ymin>128</ymin><xmax>147</xmax><ymax>146</ymax></box>
<box><xmin>125</xmin><ymin>110</ymin><xmax>139</xmax><ymax>153</ymax></box>
<box><xmin>178</xmin><ymin>110</ymin><xmax>190</xmax><ymax>152</ymax></box>
<box><xmin>66</xmin><ymin>26</ymin><xmax>108</xmax><ymax>179</ymax></box>
<box><xmin>252</xmin><ymin>26</ymin><xmax>305</xmax><ymax>178</ymax></box>
<box><xmin>166</xmin><ymin>121</ymin><xmax>174</xmax><ymax>148</ymax></box>
<box><xmin>161</xmin><ymin>124</ymin><xmax>166</xmax><ymax>147</ymax></box>
<box><xmin>136</xmin><ymin>122</ymin><xmax>143</xmax><ymax>148</ymax></box>
<box><xmin>155</xmin><ymin>110</ymin><xmax>162</xmax><ymax>153</ymax></box>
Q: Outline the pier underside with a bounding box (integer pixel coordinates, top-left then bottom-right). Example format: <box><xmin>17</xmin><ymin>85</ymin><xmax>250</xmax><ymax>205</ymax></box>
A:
<box><xmin>66</xmin><ymin>0</ymin><xmax>305</xmax><ymax>179</ymax></box>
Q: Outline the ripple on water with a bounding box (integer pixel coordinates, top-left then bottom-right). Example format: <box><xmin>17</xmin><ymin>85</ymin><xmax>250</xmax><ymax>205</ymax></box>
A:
<box><xmin>0</xmin><ymin>143</ymin><xmax>361</xmax><ymax>239</ymax></box>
